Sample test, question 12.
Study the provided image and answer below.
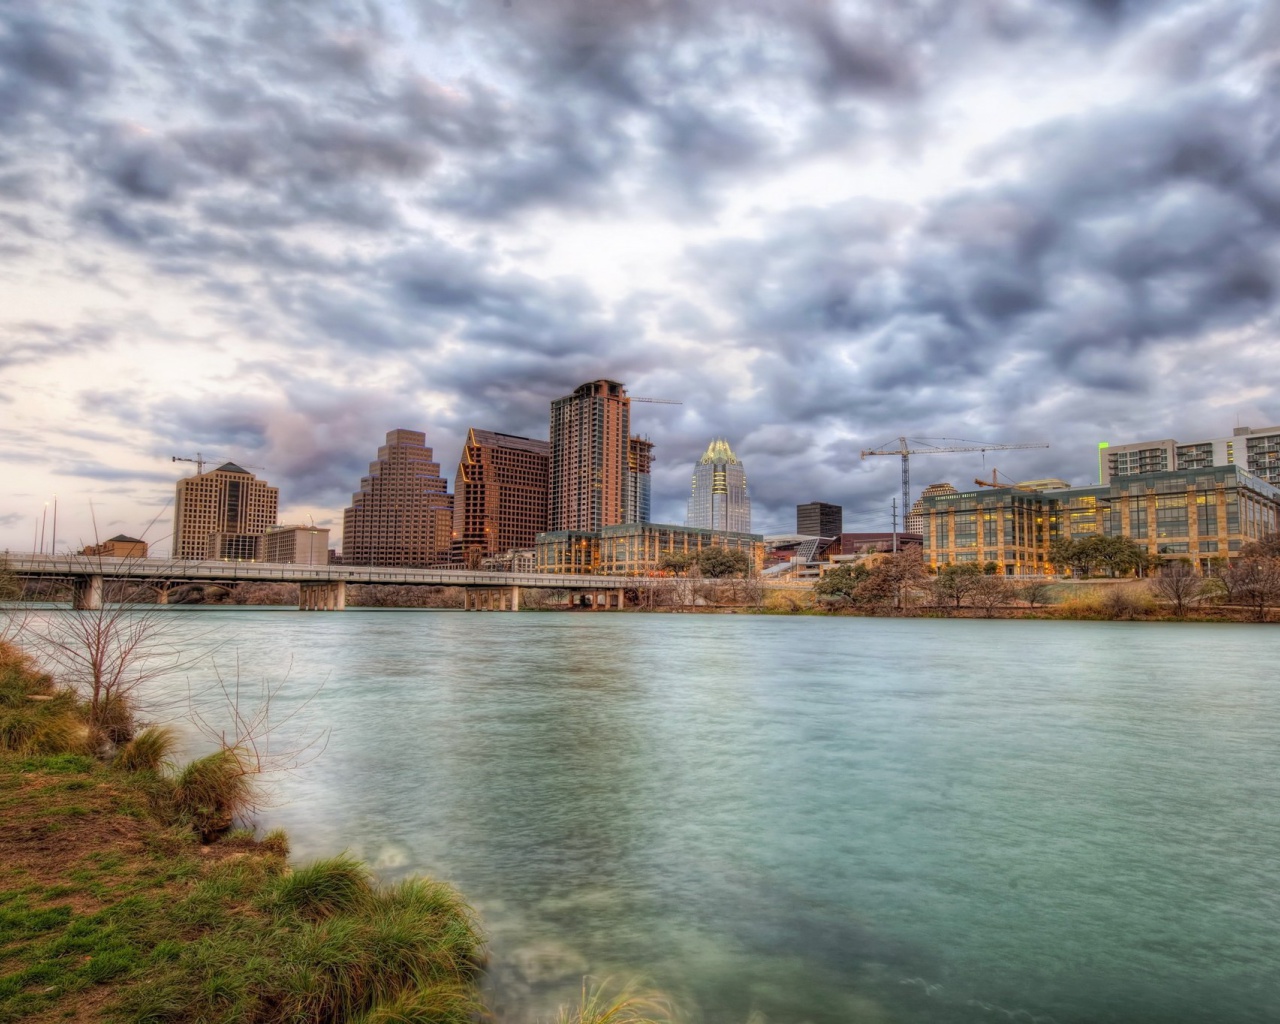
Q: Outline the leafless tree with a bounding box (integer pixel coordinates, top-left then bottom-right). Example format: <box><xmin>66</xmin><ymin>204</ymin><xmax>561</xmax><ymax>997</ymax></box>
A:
<box><xmin>1213</xmin><ymin>557</ymin><xmax>1280</xmax><ymax>621</ymax></box>
<box><xmin>1148</xmin><ymin>563</ymin><xmax>1204</xmax><ymax>617</ymax></box>
<box><xmin>970</xmin><ymin>575</ymin><xmax>1013</xmax><ymax>617</ymax></box>
<box><xmin>1018</xmin><ymin>579</ymin><xmax>1054</xmax><ymax>609</ymax></box>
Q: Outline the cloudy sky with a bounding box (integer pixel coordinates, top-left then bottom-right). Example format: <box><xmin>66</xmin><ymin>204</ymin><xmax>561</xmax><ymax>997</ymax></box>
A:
<box><xmin>3</xmin><ymin>0</ymin><xmax>1279</xmax><ymax>551</ymax></box>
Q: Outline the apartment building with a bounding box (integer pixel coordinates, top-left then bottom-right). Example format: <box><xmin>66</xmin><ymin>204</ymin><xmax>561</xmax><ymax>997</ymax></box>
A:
<box><xmin>1103</xmin><ymin>425</ymin><xmax>1280</xmax><ymax>486</ymax></box>
<box><xmin>452</xmin><ymin>428</ymin><xmax>550</xmax><ymax>564</ymax></box>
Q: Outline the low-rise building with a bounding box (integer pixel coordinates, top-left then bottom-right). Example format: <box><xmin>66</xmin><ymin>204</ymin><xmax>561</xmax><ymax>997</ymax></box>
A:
<box><xmin>80</xmin><ymin>535</ymin><xmax>148</xmax><ymax>559</ymax></box>
<box><xmin>920</xmin><ymin>465</ymin><xmax>1280</xmax><ymax>574</ymax></box>
<box><xmin>1103</xmin><ymin>425</ymin><xmax>1280</xmax><ymax>487</ymax></box>
<box><xmin>263</xmin><ymin>525</ymin><xmax>330</xmax><ymax>565</ymax></box>
<box><xmin>536</xmin><ymin>523</ymin><xmax>764</xmax><ymax>576</ymax></box>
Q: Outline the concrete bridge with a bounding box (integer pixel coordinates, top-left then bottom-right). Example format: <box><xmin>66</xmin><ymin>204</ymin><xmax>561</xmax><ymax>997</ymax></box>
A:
<box><xmin>3</xmin><ymin>554</ymin><xmax>672</xmax><ymax>612</ymax></box>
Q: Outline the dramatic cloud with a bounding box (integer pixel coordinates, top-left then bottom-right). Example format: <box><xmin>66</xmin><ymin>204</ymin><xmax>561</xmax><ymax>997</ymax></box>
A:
<box><xmin>2</xmin><ymin>0</ymin><xmax>1278</xmax><ymax>551</ymax></box>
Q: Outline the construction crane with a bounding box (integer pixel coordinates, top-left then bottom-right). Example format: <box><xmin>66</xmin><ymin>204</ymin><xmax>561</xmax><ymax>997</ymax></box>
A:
<box><xmin>631</xmin><ymin>397</ymin><xmax>682</xmax><ymax>405</ymax></box>
<box><xmin>171</xmin><ymin>453</ymin><xmax>266</xmax><ymax>476</ymax></box>
<box><xmin>975</xmin><ymin>469</ymin><xmax>1041</xmax><ymax>492</ymax></box>
<box><xmin>860</xmin><ymin>437</ymin><xmax>1050</xmax><ymax>521</ymax></box>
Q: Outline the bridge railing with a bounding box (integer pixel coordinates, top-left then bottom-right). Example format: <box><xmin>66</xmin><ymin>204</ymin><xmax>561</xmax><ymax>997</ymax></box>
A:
<box><xmin>4</xmin><ymin>554</ymin><xmax>681</xmax><ymax>589</ymax></box>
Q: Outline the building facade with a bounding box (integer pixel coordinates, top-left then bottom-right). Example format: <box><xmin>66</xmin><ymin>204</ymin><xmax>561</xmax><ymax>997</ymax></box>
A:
<box><xmin>173</xmin><ymin>463</ymin><xmax>279</xmax><ymax>561</ymax></box>
<box><xmin>452</xmin><ymin>428</ymin><xmax>550</xmax><ymax>565</ymax></box>
<box><xmin>625</xmin><ymin>437</ymin><xmax>654</xmax><ymax>525</ymax></box>
<box><xmin>343</xmin><ymin>429</ymin><xmax>453</xmax><ymax>567</ymax></box>
<box><xmin>796</xmin><ymin>502</ymin><xmax>842</xmax><ymax>538</ymax></box>
<box><xmin>1102</xmin><ymin>425</ymin><xmax>1280</xmax><ymax>486</ymax></box>
<box><xmin>81</xmin><ymin>535</ymin><xmax>148</xmax><ymax>559</ymax></box>
<box><xmin>905</xmin><ymin>483</ymin><xmax>958</xmax><ymax>535</ymax></box>
<box><xmin>536</xmin><ymin>523</ymin><xmax>764</xmax><ymax>576</ymax></box>
<box><xmin>686</xmin><ymin>439</ymin><xmax>751</xmax><ymax>533</ymax></box>
<box><xmin>549</xmin><ymin>380</ymin><xmax>632</xmax><ymax>532</ymax></box>
<box><xmin>921</xmin><ymin>465</ymin><xmax>1280</xmax><ymax>574</ymax></box>
<box><xmin>263</xmin><ymin>525</ymin><xmax>330</xmax><ymax>565</ymax></box>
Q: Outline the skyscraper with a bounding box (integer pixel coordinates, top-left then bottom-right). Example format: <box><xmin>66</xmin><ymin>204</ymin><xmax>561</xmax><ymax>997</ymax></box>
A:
<box><xmin>549</xmin><ymin>380</ymin><xmax>632</xmax><ymax>532</ymax></box>
<box><xmin>796</xmin><ymin>502</ymin><xmax>842</xmax><ymax>538</ymax></box>
<box><xmin>173</xmin><ymin>462</ymin><xmax>278</xmax><ymax>560</ymax></box>
<box><xmin>452</xmin><ymin>428</ymin><xmax>551</xmax><ymax>565</ymax></box>
<box><xmin>342</xmin><ymin>429</ymin><xmax>453</xmax><ymax>567</ymax></box>
<box><xmin>686</xmin><ymin>439</ymin><xmax>751</xmax><ymax>533</ymax></box>
<box><xmin>625</xmin><ymin>436</ymin><xmax>654</xmax><ymax>525</ymax></box>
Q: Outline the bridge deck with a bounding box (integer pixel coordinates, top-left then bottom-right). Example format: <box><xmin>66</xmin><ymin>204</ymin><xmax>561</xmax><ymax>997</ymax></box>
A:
<box><xmin>4</xmin><ymin>554</ymin><xmax>669</xmax><ymax>589</ymax></box>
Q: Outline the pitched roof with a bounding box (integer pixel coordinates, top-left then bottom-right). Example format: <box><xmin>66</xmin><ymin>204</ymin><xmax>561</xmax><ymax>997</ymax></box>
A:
<box><xmin>107</xmin><ymin>535</ymin><xmax>143</xmax><ymax>543</ymax></box>
<box><xmin>214</xmin><ymin>462</ymin><xmax>251</xmax><ymax>474</ymax></box>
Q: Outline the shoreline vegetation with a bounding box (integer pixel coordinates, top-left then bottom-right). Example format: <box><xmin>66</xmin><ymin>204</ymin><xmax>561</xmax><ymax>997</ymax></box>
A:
<box><xmin>0</xmin><ymin>638</ymin><xmax>487</xmax><ymax>1024</ymax></box>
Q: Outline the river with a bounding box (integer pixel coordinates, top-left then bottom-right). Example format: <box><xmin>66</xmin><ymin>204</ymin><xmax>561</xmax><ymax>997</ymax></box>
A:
<box><xmin>145</xmin><ymin>609</ymin><xmax>1279</xmax><ymax>1024</ymax></box>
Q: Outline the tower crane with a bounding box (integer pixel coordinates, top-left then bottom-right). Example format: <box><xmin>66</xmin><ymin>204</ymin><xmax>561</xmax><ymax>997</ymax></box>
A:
<box><xmin>974</xmin><ymin>469</ymin><xmax>1040</xmax><ymax>492</ymax></box>
<box><xmin>171</xmin><ymin>453</ymin><xmax>266</xmax><ymax>476</ymax></box>
<box><xmin>859</xmin><ymin>437</ymin><xmax>1050</xmax><ymax>521</ymax></box>
<box><xmin>631</xmin><ymin>397</ymin><xmax>682</xmax><ymax>405</ymax></box>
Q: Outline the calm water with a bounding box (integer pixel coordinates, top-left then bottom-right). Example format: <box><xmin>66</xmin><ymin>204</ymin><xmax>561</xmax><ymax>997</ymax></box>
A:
<box><xmin>144</xmin><ymin>610</ymin><xmax>1279</xmax><ymax>1024</ymax></box>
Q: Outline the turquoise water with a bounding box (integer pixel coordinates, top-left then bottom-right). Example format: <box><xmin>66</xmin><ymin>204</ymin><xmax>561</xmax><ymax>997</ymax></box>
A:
<box><xmin>148</xmin><ymin>611</ymin><xmax>1279</xmax><ymax>1023</ymax></box>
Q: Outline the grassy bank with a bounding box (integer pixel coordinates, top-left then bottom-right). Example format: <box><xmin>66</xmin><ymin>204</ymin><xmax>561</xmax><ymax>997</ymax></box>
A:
<box><xmin>0</xmin><ymin>641</ymin><xmax>484</xmax><ymax>1024</ymax></box>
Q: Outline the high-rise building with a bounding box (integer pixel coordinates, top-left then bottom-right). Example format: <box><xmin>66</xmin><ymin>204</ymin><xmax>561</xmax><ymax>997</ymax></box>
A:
<box><xmin>173</xmin><ymin>463</ymin><xmax>278</xmax><ymax>561</ymax></box>
<box><xmin>549</xmin><ymin>380</ymin><xmax>632</xmax><ymax>532</ymax></box>
<box><xmin>342</xmin><ymin>429</ymin><xmax>453</xmax><ymax>567</ymax></box>
<box><xmin>1102</xmin><ymin>425</ymin><xmax>1280</xmax><ymax>486</ymax></box>
<box><xmin>452</xmin><ymin>428</ymin><xmax>551</xmax><ymax>565</ymax></box>
<box><xmin>686</xmin><ymin>438</ymin><xmax>751</xmax><ymax>533</ymax></box>
<box><xmin>625</xmin><ymin>437</ymin><xmax>655</xmax><ymax>525</ymax></box>
<box><xmin>796</xmin><ymin>501</ymin><xmax>842</xmax><ymax>538</ymax></box>
<box><xmin>906</xmin><ymin>482</ymin><xmax>959</xmax><ymax>535</ymax></box>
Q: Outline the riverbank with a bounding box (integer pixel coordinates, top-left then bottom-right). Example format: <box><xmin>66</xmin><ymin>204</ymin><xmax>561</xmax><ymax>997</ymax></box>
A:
<box><xmin>0</xmin><ymin>641</ymin><xmax>484</xmax><ymax>1024</ymax></box>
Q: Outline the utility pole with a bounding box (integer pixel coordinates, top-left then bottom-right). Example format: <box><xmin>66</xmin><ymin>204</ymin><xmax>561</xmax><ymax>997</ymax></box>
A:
<box><xmin>891</xmin><ymin>498</ymin><xmax>898</xmax><ymax>553</ymax></box>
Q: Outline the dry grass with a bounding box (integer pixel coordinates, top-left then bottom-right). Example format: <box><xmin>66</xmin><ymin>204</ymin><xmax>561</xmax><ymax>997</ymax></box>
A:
<box><xmin>557</xmin><ymin>978</ymin><xmax>678</xmax><ymax>1024</ymax></box>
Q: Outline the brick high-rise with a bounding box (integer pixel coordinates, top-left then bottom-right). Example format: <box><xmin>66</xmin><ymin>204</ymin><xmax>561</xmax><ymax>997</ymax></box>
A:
<box><xmin>173</xmin><ymin>462</ymin><xmax>278</xmax><ymax>560</ymax></box>
<box><xmin>342</xmin><ymin>429</ymin><xmax>453</xmax><ymax>567</ymax></box>
<box><xmin>549</xmin><ymin>380</ymin><xmax>633</xmax><ymax>532</ymax></box>
<box><xmin>452</xmin><ymin>428</ymin><xmax>551</xmax><ymax>565</ymax></box>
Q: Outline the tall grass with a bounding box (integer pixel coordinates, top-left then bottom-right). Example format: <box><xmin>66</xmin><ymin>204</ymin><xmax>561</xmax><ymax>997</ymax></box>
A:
<box><xmin>173</xmin><ymin>747</ymin><xmax>255</xmax><ymax>840</ymax></box>
<box><xmin>113</xmin><ymin>725</ymin><xmax>178</xmax><ymax>772</ymax></box>
<box><xmin>0</xmin><ymin>642</ymin><xmax>90</xmax><ymax>755</ymax></box>
<box><xmin>557</xmin><ymin>979</ymin><xmax>678</xmax><ymax>1024</ymax></box>
<box><xmin>268</xmin><ymin>855</ymin><xmax>374</xmax><ymax>919</ymax></box>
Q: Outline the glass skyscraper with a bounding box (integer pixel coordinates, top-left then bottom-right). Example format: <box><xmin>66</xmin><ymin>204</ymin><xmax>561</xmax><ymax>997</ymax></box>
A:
<box><xmin>686</xmin><ymin>439</ymin><xmax>751</xmax><ymax>533</ymax></box>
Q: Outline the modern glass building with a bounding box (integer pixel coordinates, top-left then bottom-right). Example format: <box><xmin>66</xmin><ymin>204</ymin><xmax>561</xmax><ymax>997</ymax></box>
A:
<box><xmin>920</xmin><ymin>465</ymin><xmax>1280</xmax><ymax>574</ymax></box>
<box><xmin>686</xmin><ymin>439</ymin><xmax>751</xmax><ymax>533</ymax></box>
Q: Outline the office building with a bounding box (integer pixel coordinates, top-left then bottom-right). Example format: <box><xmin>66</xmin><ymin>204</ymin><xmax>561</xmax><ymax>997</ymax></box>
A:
<box><xmin>796</xmin><ymin>502</ymin><xmax>842</xmax><ymax>538</ymax></box>
<box><xmin>536</xmin><ymin>523</ymin><xmax>764</xmax><ymax>576</ymax></box>
<box><xmin>920</xmin><ymin>465</ymin><xmax>1280</xmax><ymax>574</ymax></box>
<box><xmin>1102</xmin><ymin>425</ymin><xmax>1280</xmax><ymax>486</ymax></box>
<box><xmin>343</xmin><ymin>429</ymin><xmax>453</xmax><ymax>567</ymax></box>
<box><xmin>686</xmin><ymin>438</ymin><xmax>751</xmax><ymax>533</ymax></box>
<box><xmin>173</xmin><ymin>463</ymin><xmax>278</xmax><ymax>561</ymax></box>
<box><xmin>263</xmin><ymin>525</ymin><xmax>330</xmax><ymax>565</ymax></box>
<box><xmin>452</xmin><ymin>428</ymin><xmax>551</xmax><ymax>564</ymax></box>
<box><xmin>549</xmin><ymin>380</ymin><xmax>632</xmax><ymax>532</ymax></box>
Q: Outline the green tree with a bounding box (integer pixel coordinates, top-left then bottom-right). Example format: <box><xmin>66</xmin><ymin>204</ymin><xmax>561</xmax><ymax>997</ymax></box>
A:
<box><xmin>694</xmin><ymin>547</ymin><xmax>750</xmax><ymax>578</ymax></box>
<box><xmin>814</xmin><ymin>563</ymin><xmax>872</xmax><ymax>603</ymax></box>
<box><xmin>657</xmin><ymin>552</ymin><xmax>696</xmax><ymax>574</ymax></box>
<box><xmin>932</xmin><ymin>563</ymin><xmax>984</xmax><ymax>608</ymax></box>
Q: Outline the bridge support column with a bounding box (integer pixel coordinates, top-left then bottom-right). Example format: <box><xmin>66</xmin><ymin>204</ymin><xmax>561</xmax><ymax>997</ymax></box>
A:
<box><xmin>72</xmin><ymin>575</ymin><xmax>103</xmax><ymax>611</ymax></box>
<box><xmin>463</xmin><ymin>586</ymin><xmax>521</xmax><ymax>611</ymax></box>
<box><xmin>299</xmin><ymin>581</ymin><xmax>346</xmax><ymax>611</ymax></box>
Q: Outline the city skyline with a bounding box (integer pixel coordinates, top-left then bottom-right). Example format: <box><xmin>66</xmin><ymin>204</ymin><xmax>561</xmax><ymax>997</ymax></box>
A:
<box><xmin>3</xmin><ymin>2</ymin><xmax>1280</xmax><ymax>552</ymax></box>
